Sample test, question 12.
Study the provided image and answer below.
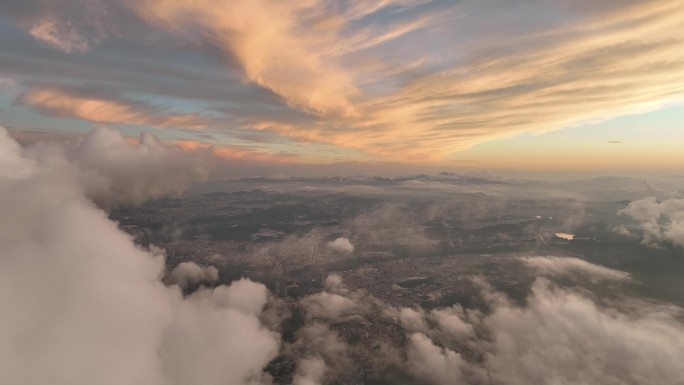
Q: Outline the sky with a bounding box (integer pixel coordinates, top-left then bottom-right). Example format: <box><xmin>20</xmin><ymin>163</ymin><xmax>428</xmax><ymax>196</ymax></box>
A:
<box><xmin>1</xmin><ymin>0</ymin><xmax>683</xmax><ymax>172</ymax></box>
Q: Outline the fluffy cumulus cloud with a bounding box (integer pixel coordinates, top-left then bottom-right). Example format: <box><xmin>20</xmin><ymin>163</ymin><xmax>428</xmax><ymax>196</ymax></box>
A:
<box><xmin>160</xmin><ymin>282</ymin><xmax>278</xmax><ymax>385</ymax></box>
<box><xmin>4</xmin><ymin>126</ymin><xmax>215</xmax><ymax>204</ymax></box>
<box><xmin>298</xmin><ymin>264</ymin><xmax>684</xmax><ymax>385</ymax></box>
<box><xmin>326</xmin><ymin>237</ymin><xmax>354</xmax><ymax>254</ymax></box>
<box><xmin>299</xmin><ymin>273</ymin><xmax>377</xmax><ymax>321</ymax></box>
<box><xmin>285</xmin><ymin>322</ymin><xmax>354</xmax><ymax>385</ymax></box>
<box><xmin>481</xmin><ymin>279</ymin><xmax>684</xmax><ymax>385</ymax></box>
<box><xmin>398</xmin><ymin>307</ymin><xmax>426</xmax><ymax>332</ymax></box>
<box><xmin>400</xmin><ymin>277</ymin><xmax>684</xmax><ymax>385</ymax></box>
<box><xmin>406</xmin><ymin>333</ymin><xmax>482</xmax><ymax>385</ymax></box>
<box><xmin>429</xmin><ymin>306</ymin><xmax>476</xmax><ymax>340</ymax></box>
<box><xmin>323</xmin><ymin>273</ymin><xmax>345</xmax><ymax>292</ymax></box>
<box><xmin>300</xmin><ymin>291</ymin><xmax>362</xmax><ymax>320</ymax></box>
<box><xmin>619</xmin><ymin>197</ymin><xmax>684</xmax><ymax>248</ymax></box>
<box><xmin>0</xmin><ymin>125</ymin><xmax>279</xmax><ymax>385</ymax></box>
<box><xmin>167</xmin><ymin>261</ymin><xmax>219</xmax><ymax>288</ymax></box>
<box><xmin>64</xmin><ymin>126</ymin><xmax>212</xmax><ymax>205</ymax></box>
<box><xmin>0</xmin><ymin>125</ymin><xmax>211</xmax><ymax>205</ymax></box>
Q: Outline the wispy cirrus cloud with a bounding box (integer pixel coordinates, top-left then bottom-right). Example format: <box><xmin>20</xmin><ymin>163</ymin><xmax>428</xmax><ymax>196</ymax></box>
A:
<box><xmin>1</xmin><ymin>0</ymin><xmax>684</xmax><ymax>162</ymax></box>
<box><xmin>17</xmin><ymin>85</ymin><xmax>212</xmax><ymax>129</ymax></box>
<box><xmin>130</xmin><ymin>0</ymin><xmax>353</xmax><ymax>116</ymax></box>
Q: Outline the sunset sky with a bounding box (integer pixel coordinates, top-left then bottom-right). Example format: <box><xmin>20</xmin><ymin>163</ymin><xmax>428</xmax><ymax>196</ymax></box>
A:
<box><xmin>1</xmin><ymin>0</ymin><xmax>683</xmax><ymax>172</ymax></box>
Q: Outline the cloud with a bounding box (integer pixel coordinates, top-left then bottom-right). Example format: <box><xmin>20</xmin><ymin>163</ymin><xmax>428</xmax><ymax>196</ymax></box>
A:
<box><xmin>299</xmin><ymin>273</ymin><xmax>381</xmax><ymax>325</ymax></box>
<box><xmin>158</xmin><ymin>284</ymin><xmax>279</xmax><ymax>385</ymax></box>
<box><xmin>0</xmin><ymin>127</ymin><xmax>36</xmax><ymax>178</ymax></box>
<box><xmin>0</xmin><ymin>125</ymin><xmax>279</xmax><ymax>385</ymax></box>
<box><xmin>64</xmin><ymin>126</ymin><xmax>212</xmax><ymax>205</ymax></box>
<box><xmin>292</xmin><ymin>357</ymin><xmax>326</xmax><ymax>385</ymax></box>
<box><xmin>130</xmin><ymin>0</ymin><xmax>363</xmax><ymax>116</ymax></box>
<box><xmin>429</xmin><ymin>306</ymin><xmax>476</xmax><ymax>340</ymax></box>
<box><xmin>326</xmin><ymin>237</ymin><xmax>355</xmax><ymax>254</ymax></box>
<box><xmin>300</xmin><ymin>291</ymin><xmax>362</xmax><ymax>320</ymax></box>
<box><xmin>342</xmin><ymin>255</ymin><xmax>684</xmax><ymax>385</ymax></box>
<box><xmin>167</xmin><ymin>261</ymin><xmax>219</xmax><ymax>288</ymax></box>
<box><xmin>401</xmin><ymin>276</ymin><xmax>684</xmax><ymax>385</ymax></box>
<box><xmin>620</xmin><ymin>197</ymin><xmax>684</xmax><ymax>247</ymax></box>
<box><xmin>5</xmin><ymin>129</ymin><xmax>88</xmax><ymax>147</ymax></box>
<box><xmin>0</xmin><ymin>0</ymin><xmax>113</xmax><ymax>52</ymax></box>
<box><xmin>3</xmin><ymin>1</ymin><xmax>684</xmax><ymax>161</ymax></box>
<box><xmin>285</xmin><ymin>322</ymin><xmax>354</xmax><ymax>384</ymax></box>
<box><xmin>275</xmin><ymin>254</ymin><xmax>684</xmax><ymax>385</ymax></box>
<box><xmin>406</xmin><ymin>333</ymin><xmax>484</xmax><ymax>385</ymax></box>
<box><xmin>230</xmin><ymin>1</ymin><xmax>684</xmax><ymax>161</ymax></box>
<box><xmin>5</xmin><ymin>128</ymin><xmax>305</xmax><ymax>179</ymax></box>
<box><xmin>291</xmin><ymin>260</ymin><xmax>684</xmax><ymax>385</ymax></box>
<box><xmin>481</xmin><ymin>279</ymin><xmax>684</xmax><ymax>385</ymax></box>
<box><xmin>398</xmin><ymin>307</ymin><xmax>426</xmax><ymax>332</ymax></box>
<box><xmin>175</xmin><ymin>139</ymin><xmax>302</xmax><ymax>163</ymax></box>
<box><xmin>520</xmin><ymin>256</ymin><xmax>630</xmax><ymax>281</ymax></box>
<box><xmin>17</xmin><ymin>86</ymin><xmax>212</xmax><ymax>130</ymax></box>
<box><xmin>27</xmin><ymin>18</ymin><xmax>91</xmax><ymax>52</ymax></box>
<box><xmin>389</xmin><ymin>304</ymin><xmax>477</xmax><ymax>348</ymax></box>
<box><xmin>323</xmin><ymin>273</ymin><xmax>346</xmax><ymax>293</ymax></box>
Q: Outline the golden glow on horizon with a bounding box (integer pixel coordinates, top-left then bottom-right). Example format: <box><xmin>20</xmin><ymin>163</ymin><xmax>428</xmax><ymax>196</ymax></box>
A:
<box><xmin>174</xmin><ymin>139</ymin><xmax>301</xmax><ymax>163</ymax></box>
<box><xmin>463</xmin><ymin>145</ymin><xmax>684</xmax><ymax>171</ymax></box>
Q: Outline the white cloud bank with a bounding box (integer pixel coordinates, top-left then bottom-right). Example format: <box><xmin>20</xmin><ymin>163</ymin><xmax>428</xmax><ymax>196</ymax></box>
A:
<box><xmin>0</xmin><ymin>126</ymin><xmax>278</xmax><ymax>385</ymax></box>
<box><xmin>482</xmin><ymin>279</ymin><xmax>684</xmax><ymax>385</ymax></box>
<box><xmin>308</xmin><ymin>267</ymin><xmax>684</xmax><ymax>385</ymax></box>
<box><xmin>620</xmin><ymin>197</ymin><xmax>684</xmax><ymax>248</ymax></box>
<box><xmin>65</xmin><ymin>126</ymin><xmax>212</xmax><ymax>206</ymax></box>
<box><xmin>402</xmin><ymin>277</ymin><xmax>684</xmax><ymax>385</ymax></box>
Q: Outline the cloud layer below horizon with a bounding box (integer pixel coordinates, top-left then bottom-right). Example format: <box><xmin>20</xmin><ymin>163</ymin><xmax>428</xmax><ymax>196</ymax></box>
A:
<box><xmin>1</xmin><ymin>126</ymin><xmax>684</xmax><ymax>384</ymax></box>
<box><xmin>1</xmin><ymin>0</ymin><xmax>684</xmax><ymax>163</ymax></box>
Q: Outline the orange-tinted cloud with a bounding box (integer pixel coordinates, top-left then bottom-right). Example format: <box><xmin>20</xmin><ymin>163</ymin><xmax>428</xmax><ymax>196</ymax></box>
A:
<box><xmin>3</xmin><ymin>0</ymin><xmax>684</xmax><ymax>164</ymax></box>
<box><xmin>131</xmin><ymin>0</ymin><xmax>359</xmax><ymax>116</ymax></box>
<box><xmin>341</xmin><ymin>1</ymin><xmax>684</xmax><ymax>159</ymax></box>
<box><xmin>140</xmin><ymin>0</ymin><xmax>684</xmax><ymax>161</ymax></box>
<box><xmin>28</xmin><ymin>18</ymin><xmax>91</xmax><ymax>52</ymax></box>
<box><xmin>6</xmin><ymin>0</ymin><xmax>112</xmax><ymax>52</ymax></box>
<box><xmin>423</xmin><ymin>5</ymin><xmax>674</xmax><ymax>158</ymax></box>
<box><xmin>18</xmin><ymin>87</ymin><xmax>211</xmax><ymax>129</ymax></box>
<box><xmin>174</xmin><ymin>139</ymin><xmax>301</xmax><ymax>163</ymax></box>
